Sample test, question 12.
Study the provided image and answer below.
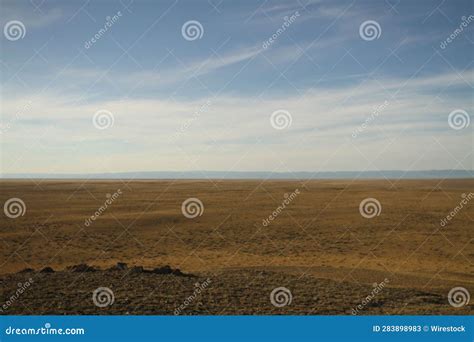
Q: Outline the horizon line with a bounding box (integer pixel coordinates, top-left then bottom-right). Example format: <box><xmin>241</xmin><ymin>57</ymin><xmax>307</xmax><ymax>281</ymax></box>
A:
<box><xmin>1</xmin><ymin>169</ymin><xmax>472</xmax><ymax>180</ymax></box>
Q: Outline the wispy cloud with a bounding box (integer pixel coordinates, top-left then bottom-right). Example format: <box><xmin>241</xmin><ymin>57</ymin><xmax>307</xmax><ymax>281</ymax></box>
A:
<box><xmin>0</xmin><ymin>5</ymin><xmax>63</xmax><ymax>28</ymax></box>
<box><xmin>2</xmin><ymin>70</ymin><xmax>471</xmax><ymax>173</ymax></box>
<box><xmin>59</xmin><ymin>45</ymin><xmax>263</xmax><ymax>90</ymax></box>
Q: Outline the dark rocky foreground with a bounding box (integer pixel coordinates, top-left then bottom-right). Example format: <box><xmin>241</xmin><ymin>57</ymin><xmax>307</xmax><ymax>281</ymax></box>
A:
<box><xmin>1</xmin><ymin>264</ymin><xmax>471</xmax><ymax>315</ymax></box>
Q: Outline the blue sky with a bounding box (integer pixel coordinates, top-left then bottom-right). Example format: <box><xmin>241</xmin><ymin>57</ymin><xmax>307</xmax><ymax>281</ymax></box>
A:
<box><xmin>0</xmin><ymin>0</ymin><xmax>473</xmax><ymax>174</ymax></box>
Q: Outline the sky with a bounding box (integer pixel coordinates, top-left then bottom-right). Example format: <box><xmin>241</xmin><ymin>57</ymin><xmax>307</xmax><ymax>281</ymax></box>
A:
<box><xmin>0</xmin><ymin>0</ymin><xmax>473</xmax><ymax>175</ymax></box>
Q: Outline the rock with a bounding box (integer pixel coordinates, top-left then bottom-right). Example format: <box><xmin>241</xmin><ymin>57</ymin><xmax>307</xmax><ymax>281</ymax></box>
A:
<box><xmin>18</xmin><ymin>268</ymin><xmax>34</xmax><ymax>273</ymax></box>
<box><xmin>66</xmin><ymin>264</ymin><xmax>96</xmax><ymax>272</ymax></box>
<box><xmin>39</xmin><ymin>267</ymin><xmax>54</xmax><ymax>273</ymax></box>
<box><xmin>152</xmin><ymin>265</ymin><xmax>173</xmax><ymax>274</ymax></box>
<box><xmin>172</xmin><ymin>269</ymin><xmax>185</xmax><ymax>276</ymax></box>
<box><xmin>130</xmin><ymin>266</ymin><xmax>144</xmax><ymax>274</ymax></box>
<box><xmin>116</xmin><ymin>262</ymin><xmax>128</xmax><ymax>270</ymax></box>
<box><xmin>108</xmin><ymin>262</ymin><xmax>128</xmax><ymax>271</ymax></box>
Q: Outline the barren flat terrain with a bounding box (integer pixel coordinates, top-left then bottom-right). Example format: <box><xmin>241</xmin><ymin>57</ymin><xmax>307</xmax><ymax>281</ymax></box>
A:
<box><xmin>1</xmin><ymin>179</ymin><xmax>473</xmax><ymax>314</ymax></box>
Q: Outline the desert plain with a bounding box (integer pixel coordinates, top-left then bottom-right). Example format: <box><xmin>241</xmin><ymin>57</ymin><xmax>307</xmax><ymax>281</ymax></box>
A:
<box><xmin>0</xmin><ymin>178</ymin><xmax>473</xmax><ymax>314</ymax></box>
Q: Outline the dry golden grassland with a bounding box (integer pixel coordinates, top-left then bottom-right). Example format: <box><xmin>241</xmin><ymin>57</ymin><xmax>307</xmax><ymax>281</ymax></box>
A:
<box><xmin>0</xmin><ymin>179</ymin><xmax>472</xmax><ymax>314</ymax></box>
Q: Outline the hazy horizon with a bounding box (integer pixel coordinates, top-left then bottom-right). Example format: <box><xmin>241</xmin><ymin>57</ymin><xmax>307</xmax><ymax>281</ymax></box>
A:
<box><xmin>1</xmin><ymin>169</ymin><xmax>472</xmax><ymax>180</ymax></box>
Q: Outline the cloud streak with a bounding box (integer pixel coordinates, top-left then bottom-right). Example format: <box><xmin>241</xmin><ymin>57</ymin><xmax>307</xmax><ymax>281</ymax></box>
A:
<box><xmin>1</xmin><ymin>70</ymin><xmax>471</xmax><ymax>173</ymax></box>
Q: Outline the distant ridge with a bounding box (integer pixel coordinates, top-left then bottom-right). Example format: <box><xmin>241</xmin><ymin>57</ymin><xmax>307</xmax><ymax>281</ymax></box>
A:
<box><xmin>1</xmin><ymin>170</ymin><xmax>472</xmax><ymax>180</ymax></box>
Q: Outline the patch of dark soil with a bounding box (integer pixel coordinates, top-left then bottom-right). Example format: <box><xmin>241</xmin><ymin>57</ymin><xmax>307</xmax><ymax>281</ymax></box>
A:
<box><xmin>0</xmin><ymin>269</ymin><xmax>471</xmax><ymax>315</ymax></box>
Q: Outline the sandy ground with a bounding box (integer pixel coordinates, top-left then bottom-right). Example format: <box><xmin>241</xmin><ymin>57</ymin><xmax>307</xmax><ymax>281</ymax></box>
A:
<box><xmin>0</xmin><ymin>179</ymin><xmax>473</xmax><ymax>314</ymax></box>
